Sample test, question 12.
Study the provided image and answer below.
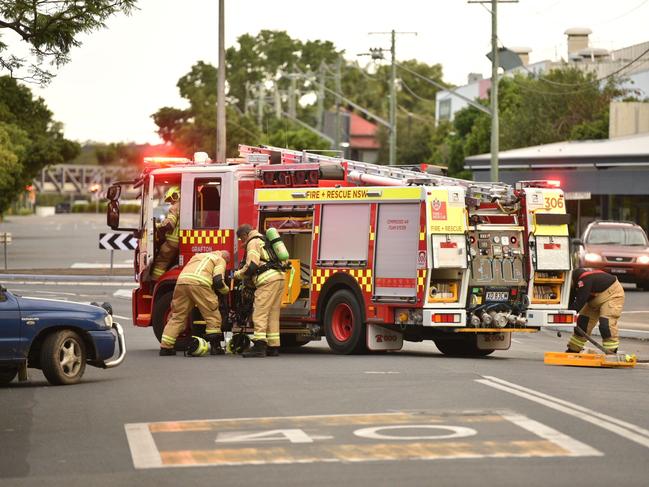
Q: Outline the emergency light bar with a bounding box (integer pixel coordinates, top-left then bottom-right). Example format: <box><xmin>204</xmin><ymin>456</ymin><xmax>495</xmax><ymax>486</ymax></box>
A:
<box><xmin>515</xmin><ymin>180</ymin><xmax>562</xmax><ymax>189</ymax></box>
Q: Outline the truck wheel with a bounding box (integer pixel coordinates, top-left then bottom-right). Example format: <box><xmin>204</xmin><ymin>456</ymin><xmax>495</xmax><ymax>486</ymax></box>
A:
<box><xmin>40</xmin><ymin>330</ymin><xmax>87</xmax><ymax>385</ymax></box>
<box><xmin>434</xmin><ymin>336</ymin><xmax>494</xmax><ymax>357</ymax></box>
<box><xmin>324</xmin><ymin>289</ymin><xmax>366</xmax><ymax>354</ymax></box>
<box><xmin>0</xmin><ymin>367</ymin><xmax>18</xmax><ymax>386</ymax></box>
<box><xmin>152</xmin><ymin>290</ymin><xmax>191</xmax><ymax>350</ymax></box>
<box><xmin>152</xmin><ymin>291</ymin><xmax>173</xmax><ymax>343</ymax></box>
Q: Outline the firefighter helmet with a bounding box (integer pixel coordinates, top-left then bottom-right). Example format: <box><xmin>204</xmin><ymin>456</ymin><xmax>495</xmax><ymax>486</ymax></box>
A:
<box><xmin>226</xmin><ymin>333</ymin><xmax>251</xmax><ymax>354</ymax></box>
<box><xmin>165</xmin><ymin>186</ymin><xmax>180</xmax><ymax>202</ymax></box>
<box><xmin>185</xmin><ymin>336</ymin><xmax>210</xmax><ymax>357</ymax></box>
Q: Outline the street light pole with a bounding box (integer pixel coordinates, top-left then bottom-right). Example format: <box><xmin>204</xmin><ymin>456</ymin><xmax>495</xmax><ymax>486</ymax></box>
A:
<box><xmin>216</xmin><ymin>0</ymin><xmax>226</xmax><ymax>163</ymax></box>
<box><xmin>389</xmin><ymin>29</ymin><xmax>397</xmax><ymax>167</ymax></box>
<box><xmin>490</xmin><ymin>0</ymin><xmax>499</xmax><ymax>182</ymax></box>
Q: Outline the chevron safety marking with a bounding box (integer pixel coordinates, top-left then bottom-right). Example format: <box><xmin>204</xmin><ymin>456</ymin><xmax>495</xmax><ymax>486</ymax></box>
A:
<box><xmin>417</xmin><ymin>269</ymin><xmax>427</xmax><ymax>293</ymax></box>
<box><xmin>99</xmin><ymin>232</ymin><xmax>137</xmax><ymax>250</ymax></box>
<box><xmin>311</xmin><ymin>268</ymin><xmax>373</xmax><ymax>293</ymax></box>
<box><xmin>179</xmin><ymin>229</ymin><xmax>232</xmax><ymax>245</ymax></box>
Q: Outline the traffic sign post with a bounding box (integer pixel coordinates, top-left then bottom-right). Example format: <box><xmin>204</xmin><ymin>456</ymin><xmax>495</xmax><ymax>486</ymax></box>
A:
<box><xmin>99</xmin><ymin>232</ymin><xmax>137</xmax><ymax>273</ymax></box>
<box><xmin>0</xmin><ymin>232</ymin><xmax>11</xmax><ymax>270</ymax></box>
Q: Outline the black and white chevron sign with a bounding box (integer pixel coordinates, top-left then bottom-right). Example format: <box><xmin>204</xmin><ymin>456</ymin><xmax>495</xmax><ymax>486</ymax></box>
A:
<box><xmin>99</xmin><ymin>232</ymin><xmax>137</xmax><ymax>250</ymax></box>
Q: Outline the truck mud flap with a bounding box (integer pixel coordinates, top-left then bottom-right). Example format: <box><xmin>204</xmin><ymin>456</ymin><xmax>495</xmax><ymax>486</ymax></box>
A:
<box><xmin>366</xmin><ymin>324</ymin><xmax>403</xmax><ymax>351</ymax></box>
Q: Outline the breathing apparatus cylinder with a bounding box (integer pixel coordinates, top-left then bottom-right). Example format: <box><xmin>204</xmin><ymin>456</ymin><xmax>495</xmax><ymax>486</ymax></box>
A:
<box><xmin>266</xmin><ymin>227</ymin><xmax>289</xmax><ymax>262</ymax></box>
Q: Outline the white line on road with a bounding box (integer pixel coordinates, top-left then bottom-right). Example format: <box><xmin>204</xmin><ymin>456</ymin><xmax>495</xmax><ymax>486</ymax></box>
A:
<box><xmin>477</xmin><ymin>376</ymin><xmax>649</xmax><ymax>449</ymax></box>
<box><xmin>5</xmin><ymin>281</ymin><xmax>136</xmax><ymax>287</ymax></box>
<box><xmin>113</xmin><ymin>314</ymin><xmax>131</xmax><ymax>321</ymax></box>
<box><xmin>113</xmin><ymin>289</ymin><xmax>133</xmax><ymax>299</ymax></box>
<box><xmin>364</xmin><ymin>371</ymin><xmax>400</xmax><ymax>375</ymax></box>
<box><xmin>71</xmin><ymin>263</ymin><xmax>132</xmax><ymax>269</ymax></box>
<box><xmin>501</xmin><ymin>412</ymin><xmax>602</xmax><ymax>457</ymax></box>
<box><xmin>125</xmin><ymin>423</ymin><xmax>163</xmax><ymax>469</ymax></box>
<box><xmin>622</xmin><ymin>310</ymin><xmax>649</xmax><ymax>314</ymax></box>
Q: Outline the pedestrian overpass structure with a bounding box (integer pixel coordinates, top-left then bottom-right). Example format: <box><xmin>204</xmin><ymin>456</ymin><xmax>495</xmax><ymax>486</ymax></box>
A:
<box><xmin>33</xmin><ymin>164</ymin><xmax>140</xmax><ymax>196</ymax></box>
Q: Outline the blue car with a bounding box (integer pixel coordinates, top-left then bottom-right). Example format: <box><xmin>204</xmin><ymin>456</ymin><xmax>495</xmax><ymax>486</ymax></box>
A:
<box><xmin>0</xmin><ymin>285</ymin><xmax>126</xmax><ymax>386</ymax></box>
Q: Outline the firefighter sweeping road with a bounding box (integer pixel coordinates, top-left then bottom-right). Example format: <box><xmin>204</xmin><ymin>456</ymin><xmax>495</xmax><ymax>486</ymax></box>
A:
<box><xmin>1</xmin><ymin>280</ymin><xmax>649</xmax><ymax>486</ymax></box>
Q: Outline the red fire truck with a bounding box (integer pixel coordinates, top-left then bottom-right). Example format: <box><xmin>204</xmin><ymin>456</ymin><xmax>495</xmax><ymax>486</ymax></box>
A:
<box><xmin>106</xmin><ymin>145</ymin><xmax>575</xmax><ymax>356</ymax></box>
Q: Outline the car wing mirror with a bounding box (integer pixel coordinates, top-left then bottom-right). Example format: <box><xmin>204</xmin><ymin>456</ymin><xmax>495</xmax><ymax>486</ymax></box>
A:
<box><xmin>571</xmin><ymin>238</ymin><xmax>584</xmax><ymax>247</ymax></box>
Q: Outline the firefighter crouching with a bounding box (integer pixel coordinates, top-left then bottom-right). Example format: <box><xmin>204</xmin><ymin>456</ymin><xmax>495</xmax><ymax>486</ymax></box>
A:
<box><xmin>160</xmin><ymin>250</ymin><xmax>231</xmax><ymax>356</ymax></box>
<box><xmin>566</xmin><ymin>268</ymin><xmax>625</xmax><ymax>354</ymax></box>
<box><xmin>234</xmin><ymin>224</ymin><xmax>285</xmax><ymax>358</ymax></box>
<box><xmin>151</xmin><ymin>186</ymin><xmax>181</xmax><ymax>280</ymax></box>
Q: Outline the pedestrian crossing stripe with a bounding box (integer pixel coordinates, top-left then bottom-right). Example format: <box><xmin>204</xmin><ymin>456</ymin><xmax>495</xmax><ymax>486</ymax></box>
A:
<box><xmin>312</xmin><ymin>268</ymin><xmax>372</xmax><ymax>293</ymax></box>
<box><xmin>180</xmin><ymin>229</ymin><xmax>232</xmax><ymax>245</ymax></box>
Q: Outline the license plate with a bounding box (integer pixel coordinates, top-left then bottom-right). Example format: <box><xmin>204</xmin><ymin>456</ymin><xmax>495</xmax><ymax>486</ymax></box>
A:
<box><xmin>610</xmin><ymin>268</ymin><xmax>627</xmax><ymax>274</ymax></box>
<box><xmin>485</xmin><ymin>291</ymin><xmax>509</xmax><ymax>301</ymax></box>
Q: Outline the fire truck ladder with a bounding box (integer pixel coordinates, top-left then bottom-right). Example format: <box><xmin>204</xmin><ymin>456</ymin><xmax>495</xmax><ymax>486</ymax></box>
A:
<box><xmin>239</xmin><ymin>144</ymin><xmax>517</xmax><ymax>204</ymax></box>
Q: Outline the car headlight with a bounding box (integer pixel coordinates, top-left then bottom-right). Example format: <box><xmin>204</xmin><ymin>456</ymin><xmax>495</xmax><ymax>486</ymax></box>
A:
<box><xmin>103</xmin><ymin>313</ymin><xmax>114</xmax><ymax>329</ymax></box>
<box><xmin>584</xmin><ymin>252</ymin><xmax>602</xmax><ymax>263</ymax></box>
<box><xmin>638</xmin><ymin>255</ymin><xmax>649</xmax><ymax>265</ymax></box>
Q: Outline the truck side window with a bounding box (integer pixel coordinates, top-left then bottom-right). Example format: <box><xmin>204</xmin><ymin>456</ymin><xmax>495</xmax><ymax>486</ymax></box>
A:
<box><xmin>193</xmin><ymin>178</ymin><xmax>221</xmax><ymax>229</ymax></box>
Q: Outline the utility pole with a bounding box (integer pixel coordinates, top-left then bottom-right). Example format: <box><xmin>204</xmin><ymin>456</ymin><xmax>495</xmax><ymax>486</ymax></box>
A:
<box><xmin>257</xmin><ymin>83</ymin><xmax>265</xmax><ymax>128</ymax></box>
<box><xmin>216</xmin><ymin>0</ymin><xmax>226</xmax><ymax>163</ymax></box>
<box><xmin>334</xmin><ymin>56</ymin><xmax>342</xmax><ymax>150</ymax></box>
<box><xmin>288</xmin><ymin>74</ymin><xmax>297</xmax><ymax>119</ymax></box>
<box><xmin>368</xmin><ymin>30</ymin><xmax>416</xmax><ymax>165</ymax></box>
<box><xmin>274</xmin><ymin>84</ymin><xmax>281</xmax><ymax>119</ymax></box>
<box><xmin>316</xmin><ymin>62</ymin><xmax>325</xmax><ymax>132</ymax></box>
<box><xmin>469</xmin><ymin>0</ymin><xmax>518</xmax><ymax>182</ymax></box>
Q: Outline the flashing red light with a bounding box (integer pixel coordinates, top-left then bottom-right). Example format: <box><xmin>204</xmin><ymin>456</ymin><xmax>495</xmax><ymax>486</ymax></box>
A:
<box><xmin>549</xmin><ymin>314</ymin><xmax>574</xmax><ymax>324</ymax></box>
<box><xmin>547</xmin><ymin>180</ymin><xmax>561</xmax><ymax>188</ymax></box>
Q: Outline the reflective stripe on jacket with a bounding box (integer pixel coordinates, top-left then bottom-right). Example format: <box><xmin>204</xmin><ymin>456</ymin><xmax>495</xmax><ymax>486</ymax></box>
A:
<box><xmin>239</xmin><ymin>230</ymin><xmax>284</xmax><ymax>287</ymax></box>
<box><xmin>163</xmin><ymin>202</ymin><xmax>180</xmax><ymax>245</ymax></box>
<box><xmin>177</xmin><ymin>251</ymin><xmax>227</xmax><ymax>287</ymax></box>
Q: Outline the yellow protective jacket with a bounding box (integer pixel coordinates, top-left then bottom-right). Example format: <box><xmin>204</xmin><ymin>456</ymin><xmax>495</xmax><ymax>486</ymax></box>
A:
<box><xmin>238</xmin><ymin>230</ymin><xmax>284</xmax><ymax>287</ymax></box>
<box><xmin>177</xmin><ymin>251</ymin><xmax>229</xmax><ymax>293</ymax></box>
<box><xmin>160</xmin><ymin>201</ymin><xmax>180</xmax><ymax>247</ymax></box>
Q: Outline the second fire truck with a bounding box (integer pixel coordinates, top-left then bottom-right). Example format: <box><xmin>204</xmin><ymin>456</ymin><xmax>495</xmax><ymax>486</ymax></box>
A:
<box><xmin>107</xmin><ymin>145</ymin><xmax>575</xmax><ymax>356</ymax></box>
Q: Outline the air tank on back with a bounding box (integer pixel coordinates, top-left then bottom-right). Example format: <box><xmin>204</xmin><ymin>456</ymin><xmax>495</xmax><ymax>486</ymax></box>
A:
<box><xmin>266</xmin><ymin>227</ymin><xmax>289</xmax><ymax>261</ymax></box>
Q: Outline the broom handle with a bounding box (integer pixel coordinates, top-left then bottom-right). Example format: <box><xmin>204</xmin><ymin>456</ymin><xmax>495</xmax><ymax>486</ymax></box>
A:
<box><xmin>574</xmin><ymin>325</ymin><xmax>611</xmax><ymax>354</ymax></box>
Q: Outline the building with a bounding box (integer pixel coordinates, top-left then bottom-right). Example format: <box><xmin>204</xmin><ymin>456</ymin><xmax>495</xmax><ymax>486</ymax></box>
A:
<box><xmin>464</xmin><ymin>132</ymin><xmax>649</xmax><ymax>234</ymax></box>
<box><xmin>323</xmin><ymin>109</ymin><xmax>380</xmax><ymax>163</ymax></box>
<box><xmin>436</xmin><ymin>28</ymin><xmax>649</xmax><ymax>124</ymax></box>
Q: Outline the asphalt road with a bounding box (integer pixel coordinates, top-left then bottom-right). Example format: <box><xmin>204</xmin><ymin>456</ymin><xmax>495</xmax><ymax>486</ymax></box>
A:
<box><xmin>1</xmin><ymin>282</ymin><xmax>649</xmax><ymax>487</ymax></box>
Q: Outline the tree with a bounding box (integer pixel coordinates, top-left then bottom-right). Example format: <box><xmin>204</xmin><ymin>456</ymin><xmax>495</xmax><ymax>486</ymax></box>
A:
<box><xmin>0</xmin><ymin>0</ymin><xmax>136</xmax><ymax>83</ymax></box>
<box><xmin>0</xmin><ymin>76</ymin><xmax>80</xmax><ymax>214</ymax></box>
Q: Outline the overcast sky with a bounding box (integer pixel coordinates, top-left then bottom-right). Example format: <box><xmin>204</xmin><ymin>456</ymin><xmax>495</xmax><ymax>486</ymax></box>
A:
<box><xmin>12</xmin><ymin>0</ymin><xmax>649</xmax><ymax>144</ymax></box>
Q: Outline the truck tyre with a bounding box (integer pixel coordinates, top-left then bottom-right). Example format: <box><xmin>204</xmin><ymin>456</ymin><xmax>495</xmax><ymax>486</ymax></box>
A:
<box><xmin>434</xmin><ymin>336</ymin><xmax>494</xmax><ymax>357</ymax></box>
<box><xmin>324</xmin><ymin>289</ymin><xmax>366</xmax><ymax>355</ymax></box>
<box><xmin>40</xmin><ymin>330</ymin><xmax>87</xmax><ymax>385</ymax></box>
<box><xmin>152</xmin><ymin>290</ymin><xmax>191</xmax><ymax>350</ymax></box>
<box><xmin>0</xmin><ymin>367</ymin><xmax>18</xmax><ymax>386</ymax></box>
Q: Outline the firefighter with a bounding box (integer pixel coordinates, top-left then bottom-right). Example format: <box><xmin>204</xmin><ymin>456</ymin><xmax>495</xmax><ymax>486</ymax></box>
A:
<box><xmin>159</xmin><ymin>250</ymin><xmax>231</xmax><ymax>356</ymax></box>
<box><xmin>566</xmin><ymin>267</ymin><xmax>625</xmax><ymax>354</ymax></box>
<box><xmin>233</xmin><ymin>224</ymin><xmax>285</xmax><ymax>357</ymax></box>
<box><xmin>151</xmin><ymin>186</ymin><xmax>181</xmax><ymax>280</ymax></box>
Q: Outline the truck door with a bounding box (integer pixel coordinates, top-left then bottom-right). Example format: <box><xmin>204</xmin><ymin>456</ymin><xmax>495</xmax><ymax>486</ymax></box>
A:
<box><xmin>373</xmin><ymin>203</ymin><xmax>420</xmax><ymax>300</ymax></box>
<box><xmin>0</xmin><ymin>288</ymin><xmax>21</xmax><ymax>360</ymax></box>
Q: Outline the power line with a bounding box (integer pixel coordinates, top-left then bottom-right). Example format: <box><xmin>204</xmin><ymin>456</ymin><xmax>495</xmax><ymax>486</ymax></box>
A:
<box><xmin>400</xmin><ymin>78</ymin><xmax>437</xmax><ymax>103</ymax></box>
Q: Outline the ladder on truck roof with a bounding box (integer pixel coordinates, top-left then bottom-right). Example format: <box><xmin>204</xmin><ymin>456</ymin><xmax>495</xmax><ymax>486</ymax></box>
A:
<box><xmin>238</xmin><ymin>144</ymin><xmax>517</xmax><ymax>204</ymax></box>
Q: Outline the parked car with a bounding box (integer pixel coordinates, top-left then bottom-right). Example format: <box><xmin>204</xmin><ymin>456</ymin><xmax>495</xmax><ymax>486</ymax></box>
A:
<box><xmin>55</xmin><ymin>202</ymin><xmax>71</xmax><ymax>214</ymax></box>
<box><xmin>0</xmin><ymin>285</ymin><xmax>125</xmax><ymax>386</ymax></box>
<box><xmin>573</xmin><ymin>221</ymin><xmax>649</xmax><ymax>291</ymax></box>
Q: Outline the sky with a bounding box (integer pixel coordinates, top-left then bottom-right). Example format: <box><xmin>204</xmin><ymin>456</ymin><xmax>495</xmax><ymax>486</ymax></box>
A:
<box><xmin>7</xmin><ymin>0</ymin><xmax>649</xmax><ymax>145</ymax></box>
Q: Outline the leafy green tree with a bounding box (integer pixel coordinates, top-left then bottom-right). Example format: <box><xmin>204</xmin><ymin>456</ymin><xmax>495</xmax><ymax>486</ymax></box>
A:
<box><xmin>263</xmin><ymin>124</ymin><xmax>330</xmax><ymax>151</ymax></box>
<box><xmin>0</xmin><ymin>0</ymin><xmax>136</xmax><ymax>83</ymax></box>
<box><xmin>0</xmin><ymin>76</ymin><xmax>80</xmax><ymax>214</ymax></box>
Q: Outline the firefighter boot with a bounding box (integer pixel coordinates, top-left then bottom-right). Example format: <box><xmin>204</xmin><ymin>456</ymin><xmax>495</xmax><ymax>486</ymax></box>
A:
<box><xmin>242</xmin><ymin>340</ymin><xmax>267</xmax><ymax>358</ymax></box>
<box><xmin>266</xmin><ymin>346</ymin><xmax>280</xmax><ymax>357</ymax></box>
<box><xmin>159</xmin><ymin>347</ymin><xmax>176</xmax><ymax>356</ymax></box>
<box><xmin>207</xmin><ymin>333</ymin><xmax>225</xmax><ymax>356</ymax></box>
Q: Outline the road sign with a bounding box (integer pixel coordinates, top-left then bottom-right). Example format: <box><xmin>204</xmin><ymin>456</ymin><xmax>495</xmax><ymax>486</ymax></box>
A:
<box><xmin>0</xmin><ymin>232</ymin><xmax>11</xmax><ymax>244</ymax></box>
<box><xmin>99</xmin><ymin>232</ymin><xmax>137</xmax><ymax>250</ymax></box>
<box><xmin>564</xmin><ymin>192</ymin><xmax>591</xmax><ymax>200</ymax></box>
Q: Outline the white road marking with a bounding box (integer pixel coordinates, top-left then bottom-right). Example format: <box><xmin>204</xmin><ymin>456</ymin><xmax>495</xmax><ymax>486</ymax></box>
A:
<box><xmin>5</xmin><ymin>280</ymin><xmax>136</xmax><ymax>287</ymax></box>
<box><xmin>112</xmin><ymin>314</ymin><xmax>131</xmax><ymax>321</ymax></box>
<box><xmin>621</xmin><ymin>310</ymin><xmax>649</xmax><ymax>314</ymax></box>
<box><xmin>364</xmin><ymin>371</ymin><xmax>400</xmax><ymax>375</ymax></box>
<box><xmin>125</xmin><ymin>423</ymin><xmax>163</xmax><ymax>469</ymax></box>
<box><xmin>71</xmin><ymin>263</ymin><xmax>132</xmax><ymax>269</ymax></box>
<box><xmin>477</xmin><ymin>376</ymin><xmax>649</xmax><ymax>449</ymax></box>
<box><xmin>501</xmin><ymin>412</ymin><xmax>602</xmax><ymax>457</ymax></box>
<box><xmin>23</xmin><ymin>289</ymin><xmax>77</xmax><ymax>297</ymax></box>
<box><xmin>353</xmin><ymin>425</ymin><xmax>477</xmax><ymax>441</ymax></box>
<box><xmin>113</xmin><ymin>289</ymin><xmax>133</xmax><ymax>299</ymax></box>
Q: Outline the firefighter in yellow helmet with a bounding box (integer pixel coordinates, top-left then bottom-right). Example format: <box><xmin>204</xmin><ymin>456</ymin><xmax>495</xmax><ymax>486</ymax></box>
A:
<box><xmin>151</xmin><ymin>186</ymin><xmax>181</xmax><ymax>280</ymax></box>
<box><xmin>159</xmin><ymin>250</ymin><xmax>231</xmax><ymax>356</ymax></box>
<box><xmin>234</xmin><ymin>224</ymin><xmax>285</xmax><ymax>357</ymax></box>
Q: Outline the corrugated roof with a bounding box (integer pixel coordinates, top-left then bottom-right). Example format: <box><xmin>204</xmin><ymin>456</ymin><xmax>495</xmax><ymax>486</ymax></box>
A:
<box><xmin>465</xmin><ymin>133</ymin><xmax>649</xmax><ymax>164</ymax></box>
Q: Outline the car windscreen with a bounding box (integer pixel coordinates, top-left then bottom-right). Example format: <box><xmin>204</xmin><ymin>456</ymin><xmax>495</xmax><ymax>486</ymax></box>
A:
<box><xmin>586</xmin><ymin>227</ymin><xmax>648</xmax><ymax>246</ymax></box>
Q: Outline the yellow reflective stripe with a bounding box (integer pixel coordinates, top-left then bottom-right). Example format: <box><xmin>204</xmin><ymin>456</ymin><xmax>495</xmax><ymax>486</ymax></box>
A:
<box><xmin>213</xmin><ymin>263</ymin><xmax>225</xmax><ymax>275</ymax></box>
<box><xmin>267</xmin><ymin>333</ymin><xmax>280</xmax><ymax>338</ymax></box>
<box><xmin>253</xmin><ymin>333</ymin><xmax>267</xmax><ymax>339</ymax></box>
<box><xmin>255</xmin><ymin>268</ymin><xmax>282</xmax><ymax>285</ymax></box>
<box><xmin>151</xmin><ymin>266</ymin><xmax>165</xmax><ymax>278</ymax></box>
<box><xmin>195</xmin><ymin>254</ymin><xmax>217</xmax><ymax>276</ymax></box>
<box><xmin>180</xmin><ymin>273</ymin><xmax>212</xmax><ymax>286</ymax></box>
<box><xmin>167</xmin><ymin>214</ymin><xmax>178</xmax><ymax>224</ymax></box>
<box><xmin>161</xmin><ymin>335</ymin><xmax>176</xmax><ymax>346</ymax></box>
